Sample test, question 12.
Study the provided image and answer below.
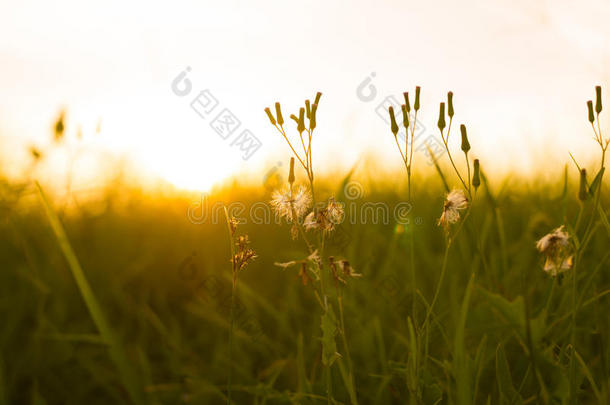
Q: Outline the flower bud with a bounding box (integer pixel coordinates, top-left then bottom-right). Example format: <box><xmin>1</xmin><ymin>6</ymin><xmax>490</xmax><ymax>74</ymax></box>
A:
<box><xmin>447</xmin><ymin>91</ymin><xmax>454</xmax><ymax>118</ymax></box>
<box><xmin>297</xmin><ymin>107</ymin><xmax>305</xmax><ymax>133</ymax></box>
<box><xmin>401</xmin><ymin>104</ymin><xmax>409</xmax><ymax>129</ymax></box>
<box><xmin>414</xmin><ymin>86</ymin><xmax>421</xmax><ymax>111</ymax></box>
<box><xmin>403</xmin><ymin>92</ymin><xmax>411</xmax><ymax>112</ymax></box>
<box><xmin>275</xmin><ymin>102</ymin><xmax>284</xmax><ymax>126</ymax></box>
<box><xmin>264</xmin><ymin>107</ymin><xmax>276</xmax><ymax>125</ymax></box>
<box><xmin>305</xmin><ymin>99</ymin><xmax>311</xmax><ymax>119</ymax></box>
<box><xmin>310</xmin><ymin>103</ymin><xmax>318</xmax><ymax>130</ymax></box>
<box><xmin>389</xmin><ymin>106</ymin><xmax>399</xmax><ymax>136</ymax></box>
<box><xmin>314</xmin><ymin>92</ymin><xmax>322</xmax><ymax>106</ymax></box>
<box><xmin>460</xmin><ymin>124</ymin><xmax>471</xmax><ymax>153</ymax></box>
<box><xmin>595</xmin><ymin>86</ymin><xmax>602</xmax><ymax>114</ymax></box>
<box><xmin>472</xmin><ymin>159</ymin><xmax>480</xmax><ymax>190</ymax></box>
<box><xmin>579</xmin><ymin>168</ymin><xmax>588</xmax><ymax>201</ymax></box>
<box><xmin>288</xmin><ymin>157</ymin><xmax>295</xmax><ymax>185</ymax></box>
<box><xmin>588</xmin><ymin>101</ymin><xmax>595</xmax><ymax>123</ymax></box>
<box><xmin>437</xmin><ymin>102</ymin><xmax>446</xmax><ymax>131</ymax></box>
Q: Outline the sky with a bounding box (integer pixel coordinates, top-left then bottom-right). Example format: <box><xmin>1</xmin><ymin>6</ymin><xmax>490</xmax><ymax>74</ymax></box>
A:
<box><xmin>1</xmin><ymin>0</ymin><xmax>609</xmax><ymax>191</ymax></box>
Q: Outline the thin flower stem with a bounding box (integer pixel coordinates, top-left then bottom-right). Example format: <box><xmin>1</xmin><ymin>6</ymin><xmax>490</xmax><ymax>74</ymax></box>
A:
<box><xmin>440</xmin><ymin>129</ymin><xmax>470</xmax><ymax>197</ymax></box>
<box><xmin>465</xmin><ymin>151</ymin><xmax>471</xmax><ymax>193</ymax></box>
<box><xmin>580</xmin><ymin>145</ymin><xmax>606</xmax><ymax>254</ymax></box>
<box><xmin>409</xmin><ymin>111</ymin><xmax>418</xmax><ymax>169</ymax></box>
<box><xmin>422</xmin><ymin>239</ymin><xmax>451</xmax><ymax>329</ymax></box>
<box><xmin>274</xmin><ymin>124</ymin><xmax>308</xmax><ymax>170</ymax></box>
<box><xmin>394</xmin><ymin>135</ymin><xmax>407</xmax><ymax>164</ymax></box>
<box><xmin>222</xmin><ymin>206</ymin><xmax>237</xmax><ymax>405</ymax></box>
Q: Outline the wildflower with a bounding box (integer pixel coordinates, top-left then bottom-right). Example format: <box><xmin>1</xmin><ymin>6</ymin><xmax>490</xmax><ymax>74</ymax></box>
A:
<box><xmin>329</xmin><ymin>256</ymin><xmax>344</xmax><ymax>286</ymax></box>
<box><xmin>536</xmin><ymin>226</ymin><xmax>574</xmax><ymax>276</ymax></box>
<box><xmin>228</xmin><ymin>216</ymin><xmax>239</xmax><ymax>236</ymax></box>
<box><xmin>271</xmin><ymin>185</ymin><xmax>312</xmax><ymax>222</ymax></box>
<box><xmin>338</xmin><ymin>260</ymin><xmax>361</xmax><ymax>280</ymax></box>
<box><xmin>274</xmin><ymin>250</ymin><xmax>320</xmax><ymax>286</ymax></box>
<box><xmin>329</xmin><ymin>257</ymin><xmax>361</xmax><ymax>286</ymax></box>
<box><xmin>438</xmin><ymin>189</ymin><xmax>468</xmax><ymax>229</ymax></box>
<box><xmin>233</xmin><ymin>235</ymin><xmax>257</xmax><ymax>272</ymax></box>
<box><xmin>304</xmin><ymin>197</ymin><xmax>344</xmax><ymax>232</ymax></box>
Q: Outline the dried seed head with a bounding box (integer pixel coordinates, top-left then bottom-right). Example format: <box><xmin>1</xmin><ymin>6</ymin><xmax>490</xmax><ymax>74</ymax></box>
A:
<box><xmin>265</xmin><ymin>107</ymin><xmax>276</xmax><ymax>125</ymax></box>
<box><xmin>437</xmin><ymin>102</ymin><xmax>446</xmax><ymax>131</ymax></box>
<box><xmin>472</xmin><ymin>159</ymin><xmax>481</xmax><ymax>190</ymax></box>
<box><xmin>275</xmin><ymin>102</ymin><xmax>284</xmax><ymax>126</ymax></box>
<box><xmin>595</xmin><ymin>86</ymin><xmax>602</xmax><ymax>114</ymax></box>
<box><xmin>447</xmin><ymin>92</ymin><xmax>454</xmax><ymax>118</ymax></box>
<box><xmin>297</xmin><ymin>107</ymin><xmax>306</xmax><ymax>133</ymax></box>
<box><xmin>588</xmin><ymin>100</ymin><xmax>595</xmax><ymax>123</ymax></box>
<box><xmin>414</xmin><ymin>86</ymin><xmax>421</xmax><ymax>111</ymax></box>
<box><xmin>403</xmin><ymin>92</ymin><xmax>411</xmax><ymax>112</ymax></box>
<box><xmin>271</xmin><ymin>185</ymin><xmax>312</xmax><ymax>222</ymax></box>
<box><xmin>389</xmin><ymin>106</ymin><xmax>399</xmax><ymax>136</ymax></box>
<box><xmin>536</xmin><ymin>226</ymin><xmax>573</xmax><ymax>277</ymax></box>
<box><xmin>288</xmin><ymin>157</ymin><xmax>295</xmax><ymax>185</ymax></box>
<box><xmin>310</xmin><ymin>104</ymin><xmax>318</xmax><ymax>130</ymax></box>
<box><xmin>401</xmin><ymin>104</ymin><xmax>409</xmax><ymax>129</ymax></box>
<box><xmin>437</xmin><ymin>189</ymin><xmax>468</xmax><ymax>229</ymax></box>
<box><xmin>305</xmin><ymin>99</ymin><xmax>311</xmax><ymax>119</ymax></box>
<box><xmin>460</xmin><ymin>124</ymin><xmax>471</xmax><ymax>153</ymax></box>
<box><xmin>579</xmin><ymin>168</ymin><xmax>588</xmax><ymax>201</ymax></box>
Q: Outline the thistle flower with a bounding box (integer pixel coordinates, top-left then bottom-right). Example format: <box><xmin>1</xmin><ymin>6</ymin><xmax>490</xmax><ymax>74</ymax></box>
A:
<box><xmin>536</xmin><ymin>226</ymin><xmax>574</xmax><ymax>276</ymax></box>
<box><xmin>304</xmin><ymin>197</ymin><xmax>345</xmax><ymax>232</ymax></box>
<box><xmin>271</xmin><ymin>185</ymin><xmax>312</xmax><ymax>222</ymax></box>
<box><xmin>437</xmin><ymin>189</ymin><xmax>468</xmax><ymax>229</ymax></box>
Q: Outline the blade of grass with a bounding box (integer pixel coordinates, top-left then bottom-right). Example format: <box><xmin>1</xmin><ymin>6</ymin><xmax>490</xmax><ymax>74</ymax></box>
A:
<box><xmin>36</xmin><ymin>181</ymin><xmax>143</xmax><ymax>405</ymax></box>
<box><xmin>573</xmin><ymin>349</ymin><xmax>603</xmax><ymax>403</ymax></box>
<box><xmin>454</xmin><ymin>274</ymin><xmax>475</xmax><ymax>405</ymax></box>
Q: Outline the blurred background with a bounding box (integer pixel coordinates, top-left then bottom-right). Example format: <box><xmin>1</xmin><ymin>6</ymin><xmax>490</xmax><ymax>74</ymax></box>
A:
<box><xmin>2</xmin><ymin>1</ymin><xmax>610</xmax><ymax>404</ymax></box>
<box><xmin>1</xmin><ymin>0</ymin><xmax>609</xmax><ymax>192</ymax></box>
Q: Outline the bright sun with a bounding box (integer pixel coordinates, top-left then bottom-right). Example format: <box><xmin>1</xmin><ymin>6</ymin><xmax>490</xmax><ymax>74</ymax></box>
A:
<box><xmin>140</xmin><ymin>143</ymin><xmax>240</xmax><ymax>192</ymax></box>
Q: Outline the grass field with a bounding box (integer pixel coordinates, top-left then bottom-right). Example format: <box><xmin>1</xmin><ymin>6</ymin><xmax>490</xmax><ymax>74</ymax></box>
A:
<box><xmin>1</xmin><ymin>90</ymin><xmax>609</xmax><ymax>404</ymax></box>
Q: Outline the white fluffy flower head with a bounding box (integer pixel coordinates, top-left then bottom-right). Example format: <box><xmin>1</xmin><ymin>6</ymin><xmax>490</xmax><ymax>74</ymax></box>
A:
<box><xmin>271</xmin><ymin>185</ymin><xmax>312</xmax><ymax>222</ymax></box>
<box><xmin>438</xmin><ymin>189</ymin><xmax>468</xmax><ymax>229</ymax></box>
<box><xmin>536</xmin><ymin>225</ymin><xmax>573</xmax><ymax>276</ymax></box>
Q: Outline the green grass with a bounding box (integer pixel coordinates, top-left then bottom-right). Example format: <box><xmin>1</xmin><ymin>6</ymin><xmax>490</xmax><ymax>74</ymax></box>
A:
<box><xmin>0</xmin><ymin>170</ymin><xmax>609</xmax><ymax>404</ymax></box>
